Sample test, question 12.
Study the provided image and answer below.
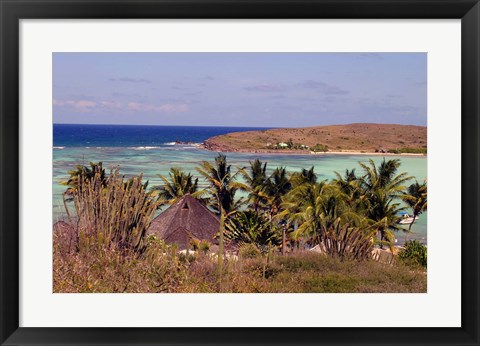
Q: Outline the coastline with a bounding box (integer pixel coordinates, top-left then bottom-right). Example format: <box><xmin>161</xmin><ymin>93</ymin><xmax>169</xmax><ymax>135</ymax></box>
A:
<box><xmin>200</xmin><ymin>144</ymin><xmax>427</xmax><ymax>157</ymax></box>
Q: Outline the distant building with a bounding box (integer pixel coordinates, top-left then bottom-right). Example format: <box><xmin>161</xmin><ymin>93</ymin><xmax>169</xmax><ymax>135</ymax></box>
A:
<box><xmin>148</xmin><ymin>194</ymin><xmax>220</xmax><ymax>249</ymax></box>
<box><xmin>277</xmin><ymin>142</ymin><xmax>289</xmax><ymax>148</ymax></box>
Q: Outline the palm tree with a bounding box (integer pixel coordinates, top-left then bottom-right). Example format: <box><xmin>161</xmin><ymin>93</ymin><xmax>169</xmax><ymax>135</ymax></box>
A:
<box><xmin>243</xmin><ymin>159</ymin><xmax>269</xmax><ymax>212</ymax></box>
<box><xmin>263</xmin><ymin>167</ymin><xmax>292</xmax><ymax>220</ymax></box>
<box><xmin>151</xmin><ymin>167</ymin><xmax>205</xmax><ymax>206</ymax></box>
<box><xmin>60</xmin><ymin>162</ymin><xmax>107</xmax><ymax>226</ymax></box>
<box><xmin>196</xmin><ymin>154</ymin><xmax>248</xmax><ymax>290</ymax></box>
<box><xmin>364</xmin><ymin>189</ymin><xmax>406</xmax><ymax>247</ymax></box>
<box><xmin>225</xmin><ymin>210</ymin><xmax>281</xmax><ymax>251</ymax></box>
<box><xmin>402</xmin><ymin>180</ymin><xmax>427</xmax><ymax>232</ymax></box>
<box><xmin>280</xmin><ymin>182</ymin><xmax>347</xmax><ymax>242</ymax></box>
<box><xmin>197</xmin><ymin>155</ymin><xmax>247</xmax><ymax>215</ymax></box>
<box><xmin>290</xmin><ymin>166</ymin><xmax>317</xmax><ymax>187</ymax></box>
<box><xmin>61</xmin><ymin>161</ymin><xmax>107</xmax><ymax>196</ymax></box>
<box><xmin>359</xmin><ymin>159</ymin><xmax>410</xmax><ymax>195</ymax></box>
<box><xmin>333</xmin><ymin>168</ymin><xmax>364</xmax><ymax>209</ymax></box>
<box><xmin>359</xmin><ymin>159</ymin><xmax>412</xmax><ymax>247</ymax></box>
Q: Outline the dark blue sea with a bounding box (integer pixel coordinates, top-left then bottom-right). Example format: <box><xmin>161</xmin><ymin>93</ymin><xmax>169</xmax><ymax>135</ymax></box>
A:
<box><xmin>53</xmin><ymin>124</ymin><xmax>271</xmax><ymax>147</ymax></box>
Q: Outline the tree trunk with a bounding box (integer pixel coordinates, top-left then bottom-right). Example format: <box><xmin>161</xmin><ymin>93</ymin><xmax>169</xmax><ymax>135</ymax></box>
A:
<box><xmin>379</xmin><ymin>228</ymin><xmax>384</xmax><ymax>249</ymax></box>
<box><xmin>407</xmin><ymin>212</ymin><xmax>417</xmax><ymax>233</ymax></box>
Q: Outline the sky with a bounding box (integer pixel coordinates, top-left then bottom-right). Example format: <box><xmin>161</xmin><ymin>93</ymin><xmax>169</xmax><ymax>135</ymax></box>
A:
<box><xmin>53</xmin><ymin>53</ymin><xmax>427</xmax><ymax>127</ymax></box>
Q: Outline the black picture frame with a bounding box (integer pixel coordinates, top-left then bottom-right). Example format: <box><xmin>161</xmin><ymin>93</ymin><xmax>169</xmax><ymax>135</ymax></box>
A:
<box><xmin>1</xmin><ymin>0</ymin><xmax>479</xmax><ymax>345</ymax></box>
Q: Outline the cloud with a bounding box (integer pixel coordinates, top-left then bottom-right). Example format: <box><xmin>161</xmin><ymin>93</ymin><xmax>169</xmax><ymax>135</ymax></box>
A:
<box><xmin>300</xmin><ymin>80</ymin><xmax>349</xmax><ymax>95</ymax></box>
<box><xmin>99</xmin><ymin>101</ymin><xmax>123</xmax><ymax>109</ymax></box>
<box><xmin>127</xmin><ymin>102</ymin><xmax>189</xmax><ymax>113</ymax></box>
<box><xmin>199</xmin><ymin>75</ymin><xmax>214</xmax><ymax>81</ymax></box>
<box><xmin>53</xmin><ymin>99</ymin><xmax>96</xmax><ymax>111</ymax></box>
<box><xmin>109</xmin><ymin>77</ymin><xmax>152</xmax><ymax>83</ymax></box>
<box><xmin>53</xmin><ymin>98</ymin><xmax>188</xmax><ymax>114</ymax></box>
<box><xmin>244</xmin><ymin>83</ymin><xmax>287</xmax><ymax>92</ymax></box>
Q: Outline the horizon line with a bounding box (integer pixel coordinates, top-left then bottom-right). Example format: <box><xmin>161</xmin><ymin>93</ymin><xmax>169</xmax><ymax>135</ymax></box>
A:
<box><xmin>53</xmin><ymin>122</ymin><xmax>426</xmax><ymax>128</ymax></box>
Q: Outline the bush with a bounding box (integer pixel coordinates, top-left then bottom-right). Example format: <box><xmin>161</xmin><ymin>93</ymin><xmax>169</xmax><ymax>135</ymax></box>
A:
<box><xmin>239</xmin><ymin>243</ymin><xmax>261</xmax><ymax>259</ymax></box>
<box><xmin>388</xmin><ymin>148</ymin><xmax>427</xmax><ymax>154</ymax></box>
<box><xmin>53</xmin><ymin>235</ymin><xmax>186</xmax><ymax>293</ymax></box>
<box><xmin>311</xmin><ymin>143</ymin><xmax>329</xmax><ymax>152</ymax></box>
<box><xmin>68</xmin><ymin>167</ymin><xmax>158</xmax><ymax>253</ymax></box>
<box><xmin>398</xmin><ymin>240</ymin><xmax>427</xmax><ymax>268</ymax></box>
<box><xmin>199</xmin><ymin>240</ymin><xmax>211</xmax><ymax>254</ymax></box>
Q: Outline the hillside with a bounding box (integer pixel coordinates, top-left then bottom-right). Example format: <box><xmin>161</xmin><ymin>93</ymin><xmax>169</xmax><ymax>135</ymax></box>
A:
<box><xmin>203</xmin><ymin>123</ymin><xmax>427</xmax><ymax>155</ymax></box>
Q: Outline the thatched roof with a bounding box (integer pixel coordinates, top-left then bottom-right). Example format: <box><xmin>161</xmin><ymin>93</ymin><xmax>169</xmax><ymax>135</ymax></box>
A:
<box><xmin>148</xmin><ymin>194</ymin><xmax>220</xmax><ymax>249</ymax></box>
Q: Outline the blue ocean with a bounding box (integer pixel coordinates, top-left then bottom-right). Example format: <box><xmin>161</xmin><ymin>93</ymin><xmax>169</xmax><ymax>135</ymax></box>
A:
<box><xmin>53</xmin><ymin>124</ymin><xmax>270</xmax><ymax>148</ymax></box>
<box><xmin>53</xmin><ymin>124</ymin><xmax>428</xmax><ymax>244</ymax></box>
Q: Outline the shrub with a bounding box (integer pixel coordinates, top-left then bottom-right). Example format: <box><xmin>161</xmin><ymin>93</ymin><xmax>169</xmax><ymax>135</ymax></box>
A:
<box><xmin>53</xmin><ymin>235</ymin><xmax>186</xmax><ymax>293</ymax></box>
<box><xmin>311</xmin><ymin>143</ymin><xmax>329</xmax><ymax>152</ymax></box>
<box><xmin>320</xmin><ymin>222</ymin><xmax>376</xmax><ymax>261</ymax></box>
<box><xmin>398</xmin><ymin>240</ymin><xmax>427</xmax><ymax>268</ymax></box>
<box><xmin>239</xmin><ymin>243</ymin><xmax>262</xmax><ymax>259</ymax></box>
<box><xmin>190</xmin><ymin>238</ymin><xmax>201</xmax><ymax>251</ymax></box>
<box><xmin>199</xmin><ymin>240</ymin><xmax>211</xmax><ymax>254</ymax></box>
<box><xmin>68</xmin><ymin>167</ymin><xmax>158</xmax><ymax>253</ymax></box>
<box><xmin>388</xmin><ymin>148</ymin><xmax>427</xmax><ymax>154</ymax></box>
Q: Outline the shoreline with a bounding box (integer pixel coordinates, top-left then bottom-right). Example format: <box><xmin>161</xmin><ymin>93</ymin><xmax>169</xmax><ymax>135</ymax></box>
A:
<box><xmin>200</xmin><ymin>144</ymin><xmax>426</xmax><ymax>157</ymax></box>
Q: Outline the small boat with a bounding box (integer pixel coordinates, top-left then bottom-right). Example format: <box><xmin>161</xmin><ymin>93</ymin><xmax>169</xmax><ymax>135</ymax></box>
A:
<box><xmin>398</xmin><ymin>212</ymin><xmax>418</xmax><ymax>225</ymax></box>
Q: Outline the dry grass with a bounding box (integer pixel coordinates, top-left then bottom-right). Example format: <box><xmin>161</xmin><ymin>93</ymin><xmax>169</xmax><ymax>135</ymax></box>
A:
<box><xmin>54</xmin><ymin>237</ymin><xmax>426</xmax><ymax>293</ymax></box>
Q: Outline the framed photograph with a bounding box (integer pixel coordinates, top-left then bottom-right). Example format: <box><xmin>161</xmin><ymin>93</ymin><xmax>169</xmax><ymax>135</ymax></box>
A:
<box><xmin>1</xmin><ymin>0</ymin><xmax>479</xmax><ymax>345</ymax></box>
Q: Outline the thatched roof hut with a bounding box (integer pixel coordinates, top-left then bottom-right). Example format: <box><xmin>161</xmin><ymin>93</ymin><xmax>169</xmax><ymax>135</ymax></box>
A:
<box><xmin>148</xmin><ymin>194</ymin><xmax>220</xmax><ymax>249</ymax></box>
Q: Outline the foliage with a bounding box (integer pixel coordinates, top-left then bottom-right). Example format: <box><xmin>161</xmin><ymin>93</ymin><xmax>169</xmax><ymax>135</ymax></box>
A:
<box><xmin>263</xmin><ymin>167</ymin><xmax>292</xmax><ymax>217</ymax></box>
<box><xmin>388</xmin><ymin>147</ymin><xmax>427</xmax><ymax>154</ymax></box>
<box><xmin>311</xmin><ymin>143</ymin><xmax>329</xmax><ymax>152</ymax></box>
<box><xmin>70</xmin><ymin>167</ymin><xmax>158</xmax><ymax>253</ymax></box>
<box><xmin>238</xmin><ymin>243</ymin><xmax>262</xmax><ymax>259</ymax></box>
<box><xmin>242</xmin><ymin>159</ymin><xmax>269</xmax><ymax>212</ymax></box>
<box><xmin>56</xmin><ymin>155</ymin><xmax>427</xmax><ymax>293</ymax></box>
<box><xmin>199</xmin><ymin>240</ymin><xmax>211</xmax><ymax>254</ymax></box>
<box><xmin>196</xmin><ymin>154</ymin><xmax>248</xmax><ymax>215</ymax></box>
<box><xmin>225</xmin><ymin>210</ymin><xmax>281</xmax><ymax>250</ymax></box>
<box><xmin>53</xmin><ymin>234</ymin><xmax>186</xmax><ymax>293</ymax></box>
<box><xmin>398</xmin><ymin>240</ymin><xmax>427</xmax><ymax>268</ymax></box>
<box><xmin>290</xmin><ymin>166</ymin><xmax>317</xmax><ymax>187</ymax></box>
<box><xmin>196</xmin><ymin>154</ymin><xmax>248</xmax><ymax>290</ymax></box>
<box><xmin>358</xmin><ymin>159</ymin><xmax>412</xmax><ymax>247</ymax></box>
<box><xmin>151</xmin><ymin>167</ymin><xmax>206</xmax><ymax>206</ymax></box>
<box><xmin>321</xmin><ymin>221</ymin><xmax>376</xmax><ymax>261</ymax></box>
<box><xmin>401</xmin><ymin>180</ymin><xmax>428</xmax><ymax>232</ymax></box>
<box><xmin>61</xmin><ymin>162</ymin><xmax>107</xmax><ymax>200</ymax></box>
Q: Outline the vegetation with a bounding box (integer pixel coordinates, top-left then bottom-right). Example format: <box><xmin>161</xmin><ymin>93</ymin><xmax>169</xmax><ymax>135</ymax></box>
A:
<box><xmin>388</xmin><ymin>148</ymin><xmax>427</xmax><ymax>155</ymax></box>
<box><xmin>151</xmin><ymin>167</ymin><xmax>206</xmax><ymax>206</ymax></box>
<box><xmin>398</xmin><ymin>240</ymin><xmax>427</xmax><ymax>268</ymax></box>
<box><xmin>65</xmin><ymin>166</ymin><xmax>158</xmax><ymax>253</ymax></box>
<box><xmin>311</xmin><ymin>143</ymin><xmax>329</xmax><ymax>152</ymax></box>
<box><xmin>55</xmin><ymin>155</ymin><xmax>427</xmax><ymax>293</ymax></box>
<box><xmin>402</xmin><ymin>180</ymin><xmax>428</xmax><ymax>233</ymax></box>
<box><xmin>196</xmin><ymin>154</ymin><xmax>248</xmax><ymax>290</ymax></box>
<box><xmin>54</xmin><ymin>240</ymin><xmax>426</xmax><ymax>293</ymax></box>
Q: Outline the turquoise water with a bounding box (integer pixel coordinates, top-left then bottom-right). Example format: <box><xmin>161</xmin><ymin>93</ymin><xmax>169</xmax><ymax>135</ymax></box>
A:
<box><xmin>53</xmin><ymin>146</ymin><xmax>427</xmax><ymax>245</ymax></box>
